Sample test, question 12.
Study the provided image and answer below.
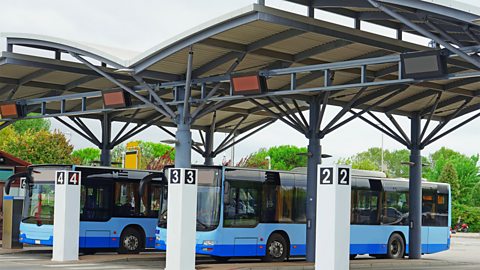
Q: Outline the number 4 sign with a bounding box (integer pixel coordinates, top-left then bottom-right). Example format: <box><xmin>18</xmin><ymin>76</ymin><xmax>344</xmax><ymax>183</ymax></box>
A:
<box><xmin>56</xmin><ymin>171</ymin><xmax>66</xmax><ymax>185</ymax></box>
<box><xmin>68</xmin><ymin>171</ymin><xmax>81</xmax><ymax>185</ymax></box>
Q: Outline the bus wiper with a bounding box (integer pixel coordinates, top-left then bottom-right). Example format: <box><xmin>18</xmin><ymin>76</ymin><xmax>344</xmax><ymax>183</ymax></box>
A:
<box><xmin>196</xmin><ymin>219</ymin><xmax>208</xmax><ymax>229</ymax></box>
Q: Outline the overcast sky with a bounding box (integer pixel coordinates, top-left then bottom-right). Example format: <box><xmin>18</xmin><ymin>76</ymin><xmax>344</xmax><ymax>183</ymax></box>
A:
<box><xmin>1</xmin><ymin>0</ymin><xmax>479</xmax><ymax>165</ymax></box>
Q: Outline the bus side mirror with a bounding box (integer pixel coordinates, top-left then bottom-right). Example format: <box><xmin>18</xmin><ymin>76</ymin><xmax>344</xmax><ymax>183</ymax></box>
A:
<box><xmin>223</xmin><ymin>181</ymin><xmax>230</xmax><ymax>204</ymax></box>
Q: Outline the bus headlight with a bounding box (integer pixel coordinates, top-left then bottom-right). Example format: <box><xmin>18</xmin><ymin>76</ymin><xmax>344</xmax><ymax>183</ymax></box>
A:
<box><xmin>203</xmin><ymin>240</ymin><xmax>215</xmax><ymax>246</ymax></box>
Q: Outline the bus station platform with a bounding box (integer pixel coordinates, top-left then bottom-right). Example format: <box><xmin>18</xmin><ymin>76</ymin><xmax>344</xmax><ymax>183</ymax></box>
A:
<box><xmin>0</xmin><ymin>234</ymin><xmax>478</xmax><ymax>270</ymax></box>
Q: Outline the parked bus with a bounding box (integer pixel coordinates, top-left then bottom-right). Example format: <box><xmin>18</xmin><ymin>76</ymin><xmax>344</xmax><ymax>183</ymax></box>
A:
<box><xmin>155</xmin><ymin>166</ymin><xmax>450</xmax><ymax>262</ymax></box>
<box><xmin>6</xmin><ymin>165</ymin><xmax>165</xmax><ymax>254</ymax></box>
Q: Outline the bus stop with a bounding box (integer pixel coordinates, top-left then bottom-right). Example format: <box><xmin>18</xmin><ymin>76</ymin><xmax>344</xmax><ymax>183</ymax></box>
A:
<box><xmin>1</xmin><ymin>0</ymin><xmax>480</xmax><ymax>267</ymax></box>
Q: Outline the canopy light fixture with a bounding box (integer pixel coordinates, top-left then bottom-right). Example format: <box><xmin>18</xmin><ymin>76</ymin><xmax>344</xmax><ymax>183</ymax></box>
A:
<box><xmin>400</xmin><ymin>49</ymin><xmax>448</xmax><ymax>80</ymax></box>
<box><xmin>231</xmin><ymin>73</ymin><xmax>268</xmax><ymax>95</ymax></box>
<box><xmin>102</xmin><ymin>89</ymin><xmax>131</xmax><ymax>109</ymax></box>
<box><xmin>0</xmin><ymin>102</ymin><xmax>23</xmax><ymax>119</ymax></box>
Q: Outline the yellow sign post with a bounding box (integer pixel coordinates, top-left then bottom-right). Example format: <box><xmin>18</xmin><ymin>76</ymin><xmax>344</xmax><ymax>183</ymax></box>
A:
<box><xmin>124</xmin><ymin>142</ymin><xmax>141</xmax><ymax>169</ymax></box>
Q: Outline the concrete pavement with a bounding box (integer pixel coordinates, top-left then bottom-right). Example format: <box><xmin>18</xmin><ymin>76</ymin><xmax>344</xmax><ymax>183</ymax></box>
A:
<box><xmin>0</xmin><ymin>233</ymin><xmax>478</xmax><ymax>270</ymax></box>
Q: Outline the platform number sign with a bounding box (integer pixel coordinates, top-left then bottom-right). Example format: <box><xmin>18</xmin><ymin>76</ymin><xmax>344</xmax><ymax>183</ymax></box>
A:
<box><xmin>20</xmin><ymin>177</ymin><xmax>27</xmax><ymax>189</ymax></box>
<box><xmin>56</xmin><ymin>171</ymin><xmax>66</xmax><ymax>185</ymax></box>
<box><xmin>68</xmin><ymin>171</ymin><xmax>81</xmax><ymax>185</ymax></box>
<box><xmin>319</xmin><ymin>167</ymin><xmax>334</xmax><ymax>185</ymax></box>
<box><xmin>185</xmin><ymin>169</ymin><xmax>197</xmax><ymax>185</ymax></box>
<box><xmin>169</xmin><ymin>169</ymin><xmax>181</xmax><ymax>184</ymax></box>
<box><xmin>338</xmin><ymin>168</ymin><xmax>350</xmax><ymax>185</ymax></box>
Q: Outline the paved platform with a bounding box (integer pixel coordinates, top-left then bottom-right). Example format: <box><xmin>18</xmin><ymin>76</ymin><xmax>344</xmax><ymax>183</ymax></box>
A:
<box><xmin>0</xmin><ymin>234</ymin><xmax>478</xmax><ymax>270</ymax></box>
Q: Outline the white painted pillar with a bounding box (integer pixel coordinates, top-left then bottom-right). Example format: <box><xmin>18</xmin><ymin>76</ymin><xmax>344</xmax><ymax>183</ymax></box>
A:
<box><xmin>52</xmin><ymin>171</ymin><xmax>81</xmax><ymax>262</ymax></box>
<box><xmin>165</xmin><ymin>168</ymin><xmax>198</xmax><ymax>270</ymax></box>
<box><xmin>315</xmin><ymin>165</ymin><xmax>352</xmax><ymax>270</ymax></box>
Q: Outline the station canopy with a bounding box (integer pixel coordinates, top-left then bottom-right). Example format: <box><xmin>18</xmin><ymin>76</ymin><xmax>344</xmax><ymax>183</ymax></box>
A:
<box><xmin>1</xmin><ymin>2</ymin><xmax>480</xmax><ymax>136</ymax></box>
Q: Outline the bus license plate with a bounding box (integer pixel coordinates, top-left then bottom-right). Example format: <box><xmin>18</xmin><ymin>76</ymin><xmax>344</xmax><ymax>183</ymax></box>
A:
<box><xmin>35</xmin><ymin>240</ymin><xmax>40</xmax><ymax>244</ymax></box>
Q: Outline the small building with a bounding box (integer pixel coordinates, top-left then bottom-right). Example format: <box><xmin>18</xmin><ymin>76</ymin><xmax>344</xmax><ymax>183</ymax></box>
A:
<box><xmin>0</xmin><ymin>151</ymin><xmax>30</xmax><ymax>240</ymax></box>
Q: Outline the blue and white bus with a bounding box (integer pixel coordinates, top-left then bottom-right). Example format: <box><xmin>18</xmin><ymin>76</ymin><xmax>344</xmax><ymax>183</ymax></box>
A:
<box><xmin>155</xmin><ymin>166</ymin><xmax>450</xmax><ymax>262</ymax></box>
<box><xmin>10</xmin><ymin>165</ymin><xmax>165</xmax><ymax>254</ymax></box>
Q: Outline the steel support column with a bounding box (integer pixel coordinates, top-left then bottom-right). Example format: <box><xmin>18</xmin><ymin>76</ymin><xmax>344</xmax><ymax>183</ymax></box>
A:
<box><xmin>100</xmin><ymin>113</ymin><xmax>112</xmax><ymax>167</ymax></box>
<box><xmin>409</xmin><ymin>112</ymin><xmax>422</xmax><ymax>259</ymax></box>
<box><xmin>204</xmin><ymin>128</ymin><xmax>215</xmax><ymax>166</ymax></box>
<box><xmin>306</xmin><ymin>97</ymin><xmax>321</xmax><ymax>262</ymax></box>
<box><xmin>175</xmin><ymin>88</ymin><xmax>192</xmax><ymax>169</ymax></box>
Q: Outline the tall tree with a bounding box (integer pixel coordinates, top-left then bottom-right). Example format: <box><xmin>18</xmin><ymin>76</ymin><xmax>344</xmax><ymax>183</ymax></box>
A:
<box><xmin>72</xmin><ymin>148</ymin><xmax>101</xmax><ymax>165</ymax></box>
<box><xmin>12</xmin><ymin>118</ymin><xmax>51</xmax><ymax>134</ymax></box>
<box><xmin>437</xmin><ymin>162</ymin><xmax>460</xmax><ymax>200</ymax></box>
<box><xmin>0</xmin><ymin>129</ymin><xmax>74</xmax><ymax>164</ymax></box>
<box><xmin>241</xmin><ymin>145</ymin><xmax>308</xmax><ymax>171</ymax></box>
<box><xmin>338</xmin><ymin>147</ymin><xmax>421</xmax><ymax>178</ymax></box>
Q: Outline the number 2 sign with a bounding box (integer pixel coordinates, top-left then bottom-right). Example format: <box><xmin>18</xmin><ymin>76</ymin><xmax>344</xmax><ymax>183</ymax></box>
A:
<box><xmin>338</xmin><ymin>168</ymin><xmax>350</xmax><ymax>185</ymax></box>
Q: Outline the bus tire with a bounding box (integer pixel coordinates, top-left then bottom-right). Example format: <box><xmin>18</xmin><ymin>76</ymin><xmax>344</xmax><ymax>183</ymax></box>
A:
<box><xmin>212</xmin><ymin>256</ymin><xmax>230</xmax><ymax>263</ymax></box>
<box><xmin>263</xmin><ymin>233</ymin><xmax>288</xmax><ymax>262</ymax></box>
<box><xmin>350</xmin><ymin>254</ymin><xmax>357</xmax><ymax>260</ymax></box>
<box><xmin>387</xmin><ymin>233</ymin><xmax>405</xmax><ymax>259</ymax></box>
<box><xmin>118</xmin><ymin>227</ymin><xmax>144</xmax><ymax>254</ymax></box>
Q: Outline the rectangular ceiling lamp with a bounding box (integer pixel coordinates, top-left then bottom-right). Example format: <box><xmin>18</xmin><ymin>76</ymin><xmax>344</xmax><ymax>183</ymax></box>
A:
<box><xmin>231</xmin><ymin>74</ymin><xmax>268</xmax><ymax>95</ymax></box>
<box><xmin>400</xmin><ymin>50</ymin><xmax>448</xmax><ymax>80</ymax></box>
<box><xmin>102</xmin><ymin>89</ymin><xmax>131</xmax><ymax>109</ymax></box>
<box><xmin>0</xmin><ymin>102</ymin><xmax>22</xmax><ymax>118</ymax></box>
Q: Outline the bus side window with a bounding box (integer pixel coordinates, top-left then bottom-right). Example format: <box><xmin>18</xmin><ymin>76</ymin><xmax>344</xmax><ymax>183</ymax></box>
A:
<box><xmin>352</xmin><ymin>190</ymin><xmax>380</xmax><ymax>225</ymax></box>
<box><xmin>422</xmin><ymin>189</ymin><xmax>436</xmax><ymax>226</ymax></box>
<box><xmin>224</xmin><ymin>183</ymin><xmax>260</xmax><ymax>228</ymax></box>
<box><xmin>436</xmin><ymin>193</ymin><xmax>448</xmax><ymax>227</ymax></box>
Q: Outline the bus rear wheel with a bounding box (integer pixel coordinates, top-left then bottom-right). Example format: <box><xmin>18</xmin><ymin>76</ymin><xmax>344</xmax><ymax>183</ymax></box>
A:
<box><xmin>263</xmin><ymin>233</ymin><xmax>288</xmax><ymax>262</ymax></box>
<box><xmin>387</xmin><ymin>233</ymin><xmax>405</xmax><ymax>259</ymax></box>
<box><xmin>118</xmin><ymin>227</ymin><xmax>144</xmax><ymax>254</ymax></box>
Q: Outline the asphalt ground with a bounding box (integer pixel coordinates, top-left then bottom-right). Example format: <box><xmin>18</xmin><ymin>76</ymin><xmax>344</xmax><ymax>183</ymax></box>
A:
<box><xmin>0</xmin><ymin>233</ymin><xmax>478</xmax><ymax>270</ymax></box>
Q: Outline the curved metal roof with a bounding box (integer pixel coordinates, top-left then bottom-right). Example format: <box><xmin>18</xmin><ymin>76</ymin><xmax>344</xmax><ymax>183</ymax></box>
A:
<box><xmin>0</xmin><ymin>3</ymin><xmax>479</xmax><ymax>140</ymax></box>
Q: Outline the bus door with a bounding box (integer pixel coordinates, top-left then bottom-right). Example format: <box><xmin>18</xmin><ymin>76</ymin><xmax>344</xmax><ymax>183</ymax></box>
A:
<box><xmin>80</xmin><ymin>180</ymin><xmax>113</xmax><ymax>248</ymax></box>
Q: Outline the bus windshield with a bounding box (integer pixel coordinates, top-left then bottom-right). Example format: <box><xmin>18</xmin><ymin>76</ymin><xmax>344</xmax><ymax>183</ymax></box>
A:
<box><xmin>22</xmin><ymin>167</ymin><xmax>63</xmax><ymax>225</ymax></box>
<box><xmin>158</xmin><ymin>168</ymin><xmax>221</xmax><ymax>231</ymax></box>
<box><xmin>23</xmin><ymin>183</ymin><xmax>55</xmax><ymax>225</ymax></box>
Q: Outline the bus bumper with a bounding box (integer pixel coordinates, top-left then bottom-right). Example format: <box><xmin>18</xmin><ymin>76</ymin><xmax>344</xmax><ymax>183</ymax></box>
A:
<box><xmin>19</xmin><ymin>233</ymin><xmax>53</xmax><ymax>246</ymax></box>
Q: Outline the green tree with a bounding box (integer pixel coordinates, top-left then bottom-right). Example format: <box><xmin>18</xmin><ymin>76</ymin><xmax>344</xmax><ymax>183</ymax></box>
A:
<box><xmin>424</xmin><ymin>147</ymin><xmax>479</xmax><ymax>205</ymax></box>
<box><xmin>0</xmin><ymin>129</ymin><xmax>74</xmax><ymax>164</ymax></box>
<box><xmin>111</xmin><ymin>141</ymin><xmax>175</xmax><ymax>169</ymax></box>
<box><xmin>72</xmin><ymin>148</ymin><xmax>101</xmax><ymax>165</ymax></box>
<box><xmin>437</xmin><ymin>162</ymin><xmax>460</xmax><ymax>200</ymax></box>
<box><xmin>338</xmin><ymin>147</ymin><xmax>421</xmax><ymax>177</ymax></box>
<box><xmin>12</xmin><ymin>118</ymin><xmax>51</xmax><ymax>134</ymax></box>
<box><xmin>241</xmin><ymin>145</ymin><xmax>308</xmax><ymax>171</ymax></box>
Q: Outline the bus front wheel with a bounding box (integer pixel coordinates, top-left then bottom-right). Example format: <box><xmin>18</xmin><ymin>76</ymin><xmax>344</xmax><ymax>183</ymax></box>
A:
<box><xmin>118</xmin><ymin>227</ymin><xmax>144</xmax><ymax>254</ymax></box>
<box><xmin>387</xmin><ymin>233</ymin><xmax>405</xmax><ymax>259</ymax></box>
<box><xmin>263</xmin><ymin>233</ymin><xmax>288</xmax><ymax>262</ymax></box>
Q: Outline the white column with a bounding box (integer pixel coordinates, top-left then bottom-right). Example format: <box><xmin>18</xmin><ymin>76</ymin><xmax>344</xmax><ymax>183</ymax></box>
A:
<box><xmin>52</xmin><ymin>171</ymin><xmax>81</xmax><ymax>262</ymax></box>
<box><xmin>165</xmin><ymin>168</ymin><xmax>198</xmax><ymax>270</ymax></box>
<box><xmin>315</xmin><ymin>165</ymin><xmax>352</xmax><ymax>270</ymax></box>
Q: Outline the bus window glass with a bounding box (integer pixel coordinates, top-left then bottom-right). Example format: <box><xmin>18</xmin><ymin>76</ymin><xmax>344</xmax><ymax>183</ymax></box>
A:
<box><xmin>422</xmin><ymin>189</ymin><xmax>436</xmax><ymax>226</ymax></box>
<box><xmin>352</xmin><ymin>190</ymin><xmax>380</xmax><ymax>225</ymax></box>
<box><xmin>279</xmin><ymin>185</ymin><xmax>294</xmax><ymax>223</ymax></box>
<box><xmin>293</xmin><ymin>187</ymin><xmax>306</xmax><ymax>223</ymax></box>
<box><xmin>150</xmin><ymin>185</ymin><xmax>162</xmax><ymax>217</ymax></box>
<box><xmin>80</xmin><ymin>184</ymin><xmax>112</xmax><ymax>221</ymax></box>
<box><xmin>382</xmin><ymin>192</ymin><xmax>408</xmax><ymax>225</ymax></box>
<box><xmin>224</xmin><ymin>182</ymin><xmax>260</xmax><ymax>227</ymax></box>
<box><xmin>24</xmin><ymin>184</ymin><xmax>55</xmax><ymax>225</ymax></box>
<box><xmin>436</xmin><ymin>193</ymin><xmax>448</xmax><ymax>227</ymax></box>
<box><xmin>114</xmin><ymin>182</ymin><xmax>140</xmax><ymax>217</ymax></box>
